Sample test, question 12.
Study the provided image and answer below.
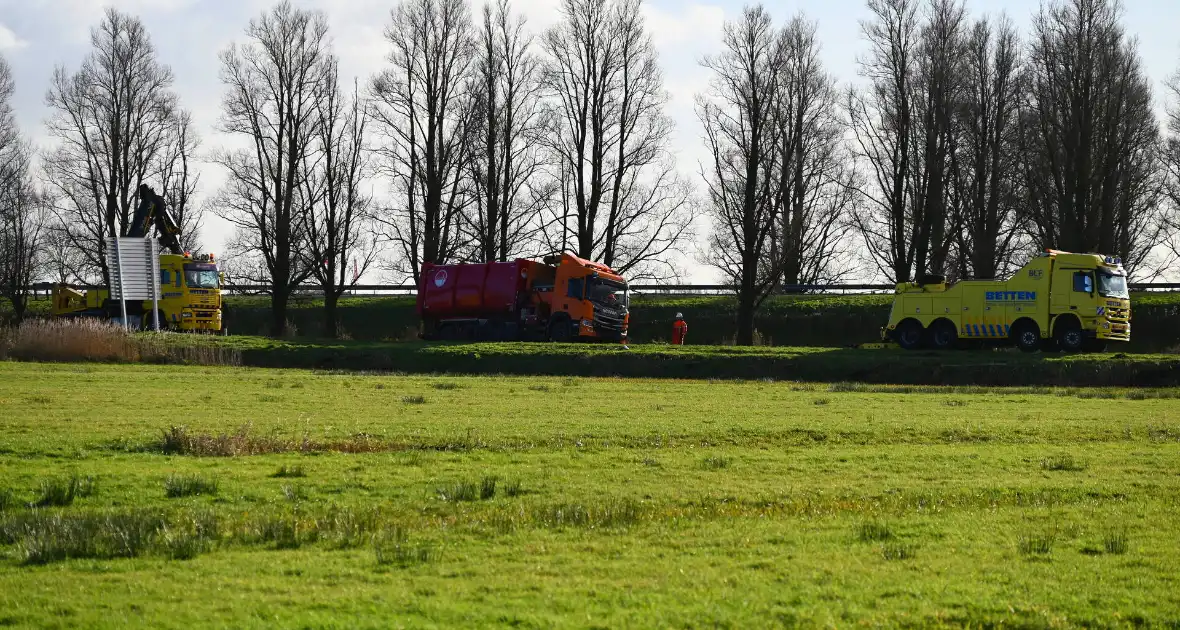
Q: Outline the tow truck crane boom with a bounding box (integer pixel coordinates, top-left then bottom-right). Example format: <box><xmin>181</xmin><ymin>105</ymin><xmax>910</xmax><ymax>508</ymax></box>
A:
<box><xmin>128</xmin><ymin>184</ymin><xmax>182</xmax><ymax>255</ymax></box>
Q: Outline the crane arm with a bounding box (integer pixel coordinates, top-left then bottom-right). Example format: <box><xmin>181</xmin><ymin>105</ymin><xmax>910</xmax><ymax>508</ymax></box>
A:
<box><xmin>129</xmin><ymin>184</ymin><xmax>183</xmax><ymax>255</ymax></box>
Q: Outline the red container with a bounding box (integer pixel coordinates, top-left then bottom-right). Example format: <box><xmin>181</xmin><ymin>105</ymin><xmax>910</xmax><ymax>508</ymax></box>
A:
<box><xmin>417</xmin><ymin>261</ymin><xmax>528</xmax><ymax>319</ymax></box>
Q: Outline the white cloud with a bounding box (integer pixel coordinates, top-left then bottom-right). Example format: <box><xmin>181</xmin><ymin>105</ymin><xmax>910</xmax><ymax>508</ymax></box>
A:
<box><xmin>644</xmin><ymin>3</ymin><xmax>725</xmax><ymax>51</ymax></box>
<box><xmin>0</xmin><ymin>22</ymin><xmax>28</xmax><ymax>51</ymax></box>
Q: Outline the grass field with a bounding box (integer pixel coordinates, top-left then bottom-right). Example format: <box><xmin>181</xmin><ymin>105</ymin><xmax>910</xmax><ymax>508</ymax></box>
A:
<box><xmin>1</xmin><ymin>362</ymin><xmax>1179</xmax><ymax>627</ymax></box>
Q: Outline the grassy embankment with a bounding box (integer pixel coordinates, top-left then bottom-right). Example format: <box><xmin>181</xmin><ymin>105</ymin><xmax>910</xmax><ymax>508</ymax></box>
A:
<box><xmin>9</xmin><ymin>291</ymin><xmax>1180</xmax><ymax>350</ymax></box>
<box><xmin>3</xmin><ymin>318</ymin><xmax>1179</xmax><ymax>387</ymax></box>
<box><xmin>0</xmin><ymin>362</ymin><xmax>1178</xmax><ymax>627</ymax></box>
<box><xmin>217</xmin><ymin>291</ymin><xmax>1180</xmax><ymax>352</ymax></box>
<box><xmin>160</xmin><ymin>334</ymin><xmax>1180</xmax><ymax>387</ymax></box>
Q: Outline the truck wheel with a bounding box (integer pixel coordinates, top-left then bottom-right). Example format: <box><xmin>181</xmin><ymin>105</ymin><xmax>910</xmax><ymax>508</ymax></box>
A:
<box><xmin>1054</xmin><ymin>319</ymin><xmax>1084</xmax><ymax>353</ymax></box>
<box><xmin>1011</xmin><ymin>322</ymin><xmax>1041</xmax><ymax>353</ymax></box>
<box><xmin>894</xmin><ymin>320</ymin><xmax>924</xmax><ymax>350</ymax></box>
<box><xmin>549</xmin><ymin>317</ymin><xmax>572</xmax><ymax>343</ymax></box>
<box><xmin>926</xmin><ymin>320</ymin><xmax>958</xmax><ymax>350</ymax></box>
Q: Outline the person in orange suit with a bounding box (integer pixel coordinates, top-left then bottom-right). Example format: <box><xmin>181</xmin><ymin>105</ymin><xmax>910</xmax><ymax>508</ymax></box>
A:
<box><xmin>672</xmin><ymin>312</ymin><xmax>688</xmax><ymax>345</ymax></box>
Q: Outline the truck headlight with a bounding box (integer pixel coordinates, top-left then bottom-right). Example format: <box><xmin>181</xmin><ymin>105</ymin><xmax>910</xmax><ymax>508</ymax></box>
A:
<box><xmin>581</xmin><ymin>319</ymin><xmax>593</xmax><ymax>327</ymax></box>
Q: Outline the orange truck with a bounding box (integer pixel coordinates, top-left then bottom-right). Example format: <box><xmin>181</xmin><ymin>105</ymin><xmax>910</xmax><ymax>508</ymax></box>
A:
<box><xmin>416</xmin><ymin>253</ymin><xmax>629</xmax><ymax>342</ymax></box>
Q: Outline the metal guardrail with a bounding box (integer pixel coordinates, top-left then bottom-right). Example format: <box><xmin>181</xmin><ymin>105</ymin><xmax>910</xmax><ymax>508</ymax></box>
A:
<box><xmin>26</xmin><ymin>281</ymin><xmax>1180</xmax><ymax>297</ymax></box>
<box><xmin>222</xmin><ymin>283</ymin><xmax>901</xmax><ymax>294</ymax></box>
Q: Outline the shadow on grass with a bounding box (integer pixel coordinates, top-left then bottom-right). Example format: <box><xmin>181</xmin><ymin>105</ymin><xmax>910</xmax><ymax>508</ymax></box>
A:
<box><xmin>230</xmin><ymin>343</ymin><xmax>1180</xmax><ymax>388</ymax></box>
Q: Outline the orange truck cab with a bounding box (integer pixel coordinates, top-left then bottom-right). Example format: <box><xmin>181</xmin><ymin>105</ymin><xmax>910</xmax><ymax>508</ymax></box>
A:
<box><xmin>417</xmin><ymin>252</ymin><xmax>629</xmax><ymax>342</ymax></box>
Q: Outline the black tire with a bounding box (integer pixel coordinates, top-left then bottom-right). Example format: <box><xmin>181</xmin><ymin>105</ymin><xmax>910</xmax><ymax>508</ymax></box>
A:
<box><xmin>894</xmin><ymin>320</ymin><xmax>924</xmax><ymax>350</ymax></box>
<box><xmin>1011</xmin><ymin>321</ymin><xmax>1041</xmax><ymax>353</ymax></box>
<box><xmin>926</xmin><ymin>320</ymin><xmax>958</xmax><ymax>350</ymax></box>
<box><xmin>1054</xmin><ymin>318</ymin><xmax>1084</xmax><ymax>353</ymax></box>
<box><xmin>548</xmin><ymin>316</ymin><xmax>573</xmax><ymax>343</ymax></box>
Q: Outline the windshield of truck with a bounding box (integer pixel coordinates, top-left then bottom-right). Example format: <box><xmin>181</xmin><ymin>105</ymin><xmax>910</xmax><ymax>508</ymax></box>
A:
<box><xmin>184</xmin><ymin>264</ymin><xmax>220</xmax><ymax>289</ymax></box>
<box><xmin>588</xmin><ymin>279</ymin><xmax>628</xmax><ymax>308</ymax></box>
<box><xmin>1097</xmin><ymin>271</ymin><xmax>1128</xmax><ymax>299</ymax></box>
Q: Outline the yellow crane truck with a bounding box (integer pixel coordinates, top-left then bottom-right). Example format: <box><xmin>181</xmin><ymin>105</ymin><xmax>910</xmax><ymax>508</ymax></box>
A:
<box><xmin>51</xmin><ymin>184</ymin><xmax>224</xmax><ymax>332</ymax></box>
<box><xmin>882</xmin><ymin>250</ymin><xmax>1130</xmax><ymax>353</ymax></box>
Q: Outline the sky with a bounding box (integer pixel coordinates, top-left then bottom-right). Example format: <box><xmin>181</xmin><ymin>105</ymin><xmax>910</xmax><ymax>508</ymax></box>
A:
<box><xmin>0</xmin><ymin>0</ymin><xmax>1178</xmax><ymax>283</ymax></box>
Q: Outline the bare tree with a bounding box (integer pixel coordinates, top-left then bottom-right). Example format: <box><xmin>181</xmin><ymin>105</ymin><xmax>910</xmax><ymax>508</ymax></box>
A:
<box><xmin>0</xmin><ymin>56</ymin><xmax>47</xmax><ymax>321</ymax></box>
<box><xmin>42</xmin><ymin>8</ymin><xmax>181</xmax><ymax>287</ymax></box>
<box><xmin>0</xmin><ymin>56</ymin><xmax>19</xmax><ymax>199</ymax></box>
<box><xmin>954</xmin><ymin>14</ymin><xmax>1024</xmax><ymax>280</ymax></box>
<box><xmin>768</xmin><ymin>16</ymin><xmax>858</xmax><ymax>288</ymax></box>
<box><xmin>909</xmin><ymin>0</ymin><xmax>969</xmax><ymax>278</ymax></box>
<box><xmin>40</xmin><ymin>220</ymin><xmax>90</xmax><ymax>285</ymax></box>
<box><xmin>300</xmin><ymin>63</ymin><xmax>378</xmax><ymax>338</ymax></box>
<box><xmin>1163</xmin><ymin>67</ymin><xmax>1180</xmax><ymax>270</ymax></box>
<box><xmin>214</xmin><ymin>0</ymin><xmax>334</xmax><ymax>336</ymax></box>
<box><xmin>697</xmin><ymin>6</ymin><xmax>787</xmax><ymax>345</ymax></box>
<box><xmin>1020</xmin><ymin>0</ymin><xmax>1163</xmax><ymax>276</ymax></box>
<box><xmin>847</xmin><ymin>0</ymin><xmax>922</xmax><ymax>283</ymax></box>
<box><xmin>157</xmin><ymin>110</ymin><xmax>203</xmax><ymax>254</ymax></box>
<box><xmin>469</xmin><ymin>0</ymin><xmax>550</xmax><ymax>262</ymax></box>
<box><xmin>371</xmin><ymin>0</ymin><xmax>476</xmax><ymax>284</ymax></box>
<box><xmin>542</xmin><ymin>0</ymin><xmax>694</xmax><ymax>279</ymax></box>
<box><xmin>0</xmin><ymin>176</ymin><xmax>46</xmax><ymax>323</ymax></box>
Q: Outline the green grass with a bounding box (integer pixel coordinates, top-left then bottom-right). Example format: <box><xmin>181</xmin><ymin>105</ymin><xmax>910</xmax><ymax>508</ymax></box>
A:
<box><xmin>144</xmin><ymin>334</ymin><xmax>1180</xmax><ymax>387</ymax></box>
<box><xmin>31</xmin><ymin>474</ymin><xmax>96</xmax><ymax>508</ymax></box>
<box><xmin>163</xmin><ymin>474</ymin><xmax>219</xmax><ymax>498</ymax></box>
<box><xmin>0</xmin><ymin>362</ymin><xmax>1179</xmax><ymax>627</ymax></box>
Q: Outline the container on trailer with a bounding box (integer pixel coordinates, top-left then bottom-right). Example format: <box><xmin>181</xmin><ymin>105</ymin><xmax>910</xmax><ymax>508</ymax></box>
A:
<box><xmin>416</xmin><ymin>253</ymin><xmax>629</xmax><ymax>343</ymax></box>
<box><xmin>418</xmin><ymin>260</ymin><xmax>529</xmax><ymax>319</ymax></box>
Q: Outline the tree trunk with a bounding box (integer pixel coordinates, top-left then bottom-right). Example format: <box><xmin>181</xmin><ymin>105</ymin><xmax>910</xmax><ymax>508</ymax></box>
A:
<box><xmin>271</xmin><ymin>285</ymin><xmax>290</xmax><ymax>338</ymax></box>
<box><xmin>323</xmin><ymin>291</ymin><xmax>339</xmax><ymax>339</ymax></box>
<box><xmin>735</xmin><ymin>284</ymin><xmax>757</xmax><ymax>346</ymax></box>
<box><xmin>11</xmin><ymin>295</ymin><xmax>27</xmax><ymax>323</ymax></box>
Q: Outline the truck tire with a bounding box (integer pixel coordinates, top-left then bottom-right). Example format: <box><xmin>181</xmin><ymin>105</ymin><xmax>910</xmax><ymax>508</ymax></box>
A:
<box><xmin>549</xmin><ymin>316</ymin><xmax>573</xmax><ymax>343</ymax></box>
<box><xmin>894</xmin><ymin>320</ymin><xmax>924</xmax><ymax>350</ymax></box>
<box><xmin>143</xmin><ymin>310</ymin><xmax>167</xmax><ymax>332</ymax></box>
<box><xmin>926</xmin><ymin>320</ymin><xmax>958</xmax><ymax>350</ymax></box>
<box><xmin>1054</xmin><ymin>318</ymin><xmax>1084</xmax><ymax>353</ymax></box>
<box><xmin>1011</xmin><ymin>321</ymin><xmax>1041</xmax><ymax>353</ymax></box>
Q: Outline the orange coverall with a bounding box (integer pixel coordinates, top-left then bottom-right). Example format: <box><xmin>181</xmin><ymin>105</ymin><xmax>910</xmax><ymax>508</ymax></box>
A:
<box><xmin>672</xmin><ymin>319</ymin><xmax>688</xmax><ymax>345</ymax></box>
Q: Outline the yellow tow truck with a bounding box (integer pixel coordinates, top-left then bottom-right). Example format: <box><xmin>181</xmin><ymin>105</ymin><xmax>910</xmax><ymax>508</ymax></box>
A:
<box><xmin>881</xmin><ymin>250</ymin><xmax>1130</xmax><ymax>353</ymax></box>
<box><xmin>51</xmin><ymin>184</ymin><xmax>224</xmax><ymax>332</ymax></box>
<box><xmin>52</xmin><ymin>252</ymin><xmax>223</xmax><ymax>332</ymax></box>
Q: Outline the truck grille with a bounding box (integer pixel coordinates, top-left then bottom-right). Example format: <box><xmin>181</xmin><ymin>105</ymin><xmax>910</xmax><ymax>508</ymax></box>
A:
<box><xmin>1105</xmin><ymin>307</ymin><xmax>1130</xmax><ymax>322</ymax></box>
<box><xmin>592</xmin><ymin>305</ymin><xmax>627</xmax><ymax>332</ymax></box>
